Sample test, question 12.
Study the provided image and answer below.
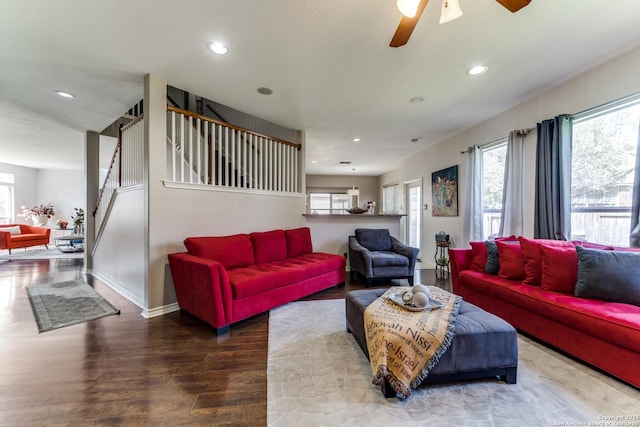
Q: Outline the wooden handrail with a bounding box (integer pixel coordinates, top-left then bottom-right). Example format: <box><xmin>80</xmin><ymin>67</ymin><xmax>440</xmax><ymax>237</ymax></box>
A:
<box><xmin>166</xmin><ymin>105</ymin><xmax>301</xmax><ymax>150</ymax></box>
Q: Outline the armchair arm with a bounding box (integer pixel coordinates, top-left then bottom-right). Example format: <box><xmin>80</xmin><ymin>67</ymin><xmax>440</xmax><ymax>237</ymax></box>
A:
<box><xmin>167</xmin><ymin>252</ymin><xmax>233</xmax><ymax>329</ymax></box>
<box><xmin>348</xmin><ymin>236</ymin><xmax>373</xmax><ymax>278</ymax></box>
<box><xmin>390</xmin><ymin>236</ymin><xmax>420</xmax><ymax>272</ymax></box>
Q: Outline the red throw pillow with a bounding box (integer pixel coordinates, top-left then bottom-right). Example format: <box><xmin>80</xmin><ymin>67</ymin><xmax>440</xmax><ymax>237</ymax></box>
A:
<box><xmin>469</xmin><ymin>241</ymin><xmax>488</xmax><ymax>271</ymax></box>
<box><xmin>250</xmin><ymin>230</ymin><xmax>287</xmax><ymax>264</ymax></box>
<box><xmin>496</xmin><ymin>240</ymin><xmax>525</xmax><ymax>280</ymax></box>
<box><xmin>285</xmin><ymin>227</ymin><xmax>313</xmax><ymax>258</ymax></box>
<box><xmin>519</xmin><ymin>237</ymin><xmax>575</xmax><ymax>286</ymax></box>
<box><xmin>539</xmin><ymin>245</ymin><xmax>578</xmax><ymax>294</ymax></box>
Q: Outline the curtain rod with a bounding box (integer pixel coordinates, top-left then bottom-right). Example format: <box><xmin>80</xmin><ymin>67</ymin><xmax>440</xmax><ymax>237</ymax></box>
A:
<box><xmin>460</xmin><ymin>127</ymin><xmax>536</xmax><ymax>154</ymax></box>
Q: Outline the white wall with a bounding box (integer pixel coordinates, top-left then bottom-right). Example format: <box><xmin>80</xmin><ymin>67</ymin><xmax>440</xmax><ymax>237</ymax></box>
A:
<box><xmin>395</xmin><ymin>45</ymin><xmax>640</xmax><ymax>267</ymax></box>
<box><xmin>37</xmin><ymin>169</ymin><xmax>84</xmax><ymax>225</ymax></box>
<box><xmin>0</xmin><ymin>162</ymin><xmax>38</xmax><ymax>223</ymax></box>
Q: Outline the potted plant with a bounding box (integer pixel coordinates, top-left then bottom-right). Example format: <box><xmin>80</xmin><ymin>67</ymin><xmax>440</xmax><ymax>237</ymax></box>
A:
<box><xmin>72</xmin><ymin>208</ymin><xmax>84</xmax><ymax>235</ymax></box>
<box><xmin>55</xmin><ymin>219</ymin><xmax>69</xmax><ymax>230</ymax></box>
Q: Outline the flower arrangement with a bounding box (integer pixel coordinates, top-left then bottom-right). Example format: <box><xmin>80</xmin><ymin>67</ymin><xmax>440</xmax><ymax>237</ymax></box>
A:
<box><xmin>56</xmin><ymin>219</ymin><xmax>69</xmax><ymax>229</ymax></box>
<box><xmin>18</xmin><ymin>203</ymin><xmax>56</xmax><ymax>221</ymax></box>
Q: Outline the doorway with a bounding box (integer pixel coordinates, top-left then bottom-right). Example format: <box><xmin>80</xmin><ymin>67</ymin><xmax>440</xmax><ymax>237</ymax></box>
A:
<box><xmin>405</xmin><ymin>179</ymin><xmax>422</xmax><ymax>251</ymax></box>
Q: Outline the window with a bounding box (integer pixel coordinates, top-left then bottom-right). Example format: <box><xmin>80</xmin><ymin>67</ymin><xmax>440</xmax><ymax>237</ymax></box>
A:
<box><xmin>571</xmin><ymin>96</ymin><xmax>640</xmax><ymax>246</ymax></box>
<box><xmin>0</xmin><ymin>172</ymin><xmax>15</xmax><ymax>224</ymax></box>
<box><xmin>382</xmin><ymin>183</ymin><xmax>400</xmax><ymax>214</ymax></box>
<box><xmin>309</xmin><ymin>192</ymin><xmax>351</xmax><ymax>214</ymax></box>
<box><xmin>481</xmin><ymin>141</ymin><xmax>507</xmax><ymax>239</ymax></box>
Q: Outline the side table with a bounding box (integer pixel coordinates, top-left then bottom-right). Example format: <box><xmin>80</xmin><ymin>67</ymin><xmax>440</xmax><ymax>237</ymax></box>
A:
<box><xmin>434</xmin><ymin>241</ymin><xmax>450</xmax><ymax>278</ymax></box>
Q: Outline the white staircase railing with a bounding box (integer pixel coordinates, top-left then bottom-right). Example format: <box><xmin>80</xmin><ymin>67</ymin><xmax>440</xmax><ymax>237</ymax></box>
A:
<box><xmin>94</xmin><ymin>115</ymin><xmax>144</xmax><ymax>235</ymax></box>
<box><xmin>166</xmin><ymin>105</ymin><xmax>301</xmax><ymax>193</ymax></box>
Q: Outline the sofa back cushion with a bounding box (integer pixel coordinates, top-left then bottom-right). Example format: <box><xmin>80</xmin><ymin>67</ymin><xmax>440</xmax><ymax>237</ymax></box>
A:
<box><xmin>250</xmin><ymin>230</ymin><xmax>287</xmax><ymax>264</ymax></box>
<box><xmin>520</xmin><ymin>237</ymin><xmax>575</xmax><ymax>286</ymax></box>
<box><xmin>575</xmin><ymin>246</ymin><xmax>640</xmax><ymax>306</ymax></box>
<box><xmin>285</xmin><ymin>227</ymin><xmax>313</xmax><ymax>258</ymax></box>
<box><xmin>539</xmin><ymin>245</ymin><xmax>578</xmax><ymax>294</ymax></box>
<box><xmin>355</xmin><ymin>228</ymin><xmax>392</xmax><ymax>251</ymax></box>
<box><xmin>184</xmin><ymin>234</ymin><xmax>254</xmax><ymax>269</ymax></box>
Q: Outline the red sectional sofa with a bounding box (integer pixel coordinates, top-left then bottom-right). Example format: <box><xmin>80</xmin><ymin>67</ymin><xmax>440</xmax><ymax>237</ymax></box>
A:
<box><xmin>450</xmin><ymin>237</ymin><xmax>640</xmax><ymax>388</ymax></box>
<box><xmin>168</xmin><ymin>227</ymin><xmax>346</xmax><ymax>334</ymax></box>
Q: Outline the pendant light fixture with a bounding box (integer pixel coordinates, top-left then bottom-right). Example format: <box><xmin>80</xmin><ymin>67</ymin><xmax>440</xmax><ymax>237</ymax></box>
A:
<box><xmin>396</xmin><ymin>0</ymin><xmax>421</xmax><ymax>18</ymax></box>
<box><xmin>439</xmin><ymin>0</ymin><xmax>463</xmax><ymax>24</ymax></box>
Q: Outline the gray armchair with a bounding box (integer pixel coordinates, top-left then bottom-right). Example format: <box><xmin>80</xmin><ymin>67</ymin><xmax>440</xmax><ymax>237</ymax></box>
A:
<box><xmin>348</xmin><ymin>228</ymin><xmax>419</xmax><ymax>286</ymax></box>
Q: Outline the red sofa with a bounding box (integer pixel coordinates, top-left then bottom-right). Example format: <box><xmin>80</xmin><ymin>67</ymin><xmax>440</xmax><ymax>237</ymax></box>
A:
<box><xmin>0</xmin><ymin>223</ymin><xmax>50</xmax><ymax>254</ymax></box>
<box><xmin>450</xmin><ymin>238</ymin><xmax>640</xmax><ymax>388</ymax></box>
<box><xmin>168</xmin><ymin>227</ymin><xmax>346</xmax><ymax>334</ymax></box>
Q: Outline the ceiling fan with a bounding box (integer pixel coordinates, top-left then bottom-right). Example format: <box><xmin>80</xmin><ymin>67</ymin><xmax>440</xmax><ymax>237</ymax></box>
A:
<box><xmin>390</xmin><ymin>0</ymin><xmax>532</xmax><ymax>48</ymax></box>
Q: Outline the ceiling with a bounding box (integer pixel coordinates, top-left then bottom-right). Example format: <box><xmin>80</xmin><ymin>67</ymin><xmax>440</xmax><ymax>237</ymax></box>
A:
<box><xmin>1</xmin><ymin>1</ymin><xmax>640</xmax><ymax>175</ymax></box>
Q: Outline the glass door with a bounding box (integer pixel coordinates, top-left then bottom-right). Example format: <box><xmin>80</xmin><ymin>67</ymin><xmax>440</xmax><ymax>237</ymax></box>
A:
<box><xmin>405</xmin><ymin>179</ymin><xmax>422</xmax><ymax>250</ymax></box>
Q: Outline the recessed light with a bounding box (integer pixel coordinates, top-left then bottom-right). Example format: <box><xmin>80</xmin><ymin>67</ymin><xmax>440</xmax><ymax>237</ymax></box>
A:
<box><xmin>311</xmin><ymin>160</ymin><xmax>317</xmax><ymax>164</ymax></box>
<box><xmin>55</xmin><ymin>91</ymin><xmax>74</xmax><ymax>98</ymax></box>
<box><xmin>409</xmin><ymin>96</ymin><xmax>424</xmax><ymax>103</ymax></box>
<box><xmin>257</xmin><ymin>87</ymin><xmax>273</xmax><ymax>95</ymax></box>
<box><xmin>209</xmin><ymin>42</ymin><xmax>228</xmax><ymax>55</ymax></box>
<box><xmin>353</xmin><ymin>138</ymin><xmax>361</xmax><ymax>142</ymax></box>
<box><xmin>467</xmin><ymin>65</ymin><xmax>488</xmax><ymax>75</ymax></box>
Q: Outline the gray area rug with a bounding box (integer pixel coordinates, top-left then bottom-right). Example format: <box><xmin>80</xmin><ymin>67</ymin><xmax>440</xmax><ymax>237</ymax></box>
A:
<box><xmin>267</xmin><ymin>299</ymin><xmax>640</xmax><ymax>427</ymax></box>
<box><xmin>27</xmin><ymin>280</ymin><xmax>120</xmax><ymax>333</ymax></box>
<box><xmin>0</xmin><ymin>247</ymin><xmax>83</xmax><ymax>260</ymax></box>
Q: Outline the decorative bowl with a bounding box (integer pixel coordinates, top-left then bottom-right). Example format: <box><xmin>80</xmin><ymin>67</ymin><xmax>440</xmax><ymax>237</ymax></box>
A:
<box><xmin>346</xmin><ymin>207</ymin><xmax>368</xmax><ymax>214</ymax></box>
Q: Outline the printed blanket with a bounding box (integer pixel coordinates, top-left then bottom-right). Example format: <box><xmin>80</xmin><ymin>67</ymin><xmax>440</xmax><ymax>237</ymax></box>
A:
<box><xmin>364</xmin><ymin>286</ymin><xmax>461</xmax><ymax>397</ymax></box>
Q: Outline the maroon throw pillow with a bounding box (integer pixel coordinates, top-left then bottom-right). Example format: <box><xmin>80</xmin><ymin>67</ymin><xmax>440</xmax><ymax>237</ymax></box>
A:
<box><xmin>184</xmin><ymin>234</ymin><xmax>254</xmax><ymax>269</ymax></box>
<box><xmin>250</xmin><ymin>230</ymin><xmax>287</xmax><ymax>264</ymax></box>
<box><xmin>519</xmin><ymin>237</ymin><xmax>575</xmax><ymax>286</ymax></box>
<box><xmin>469</xmin><ymin>241</ymin><xmax>488</xmax><ymax>271</ymax></box>
<box><xmin>496</xmin><ymin>240</ymin><xmax>525</xmax><ymax>280</ymax></box>
<box><xmin>285</xmin><ymin>227</ymin><xmax>313</xmax><ymax>258</ymax></box>
<box><xmin>539</xmin><ymin>245</ymin><xmax>578</xmax><ymax>294</ymax></box>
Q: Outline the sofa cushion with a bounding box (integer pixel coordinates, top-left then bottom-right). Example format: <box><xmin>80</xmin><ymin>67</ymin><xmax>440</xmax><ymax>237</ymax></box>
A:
<box><xmin>229</xmin><ymin>252</ymin><xmax>345</xmax><ymax>298</ymax></box>
<box><xmin>355</xmin><ymin>228</ymin><xmax>392</xmax><ymax>251</ymax></box>
<box><xmin>285</xmin><ymin>227</ymin><xmax>313</xmax><ymax>258</ymax></box>
<box><xmin>485</xmin><ymin>241</ymin><xmax>500</xmax><ymax>274</ymax></box>
<box><xmin>459</xmin><ymin>270</ymin><xmax>640</xmax><ymax>353</ymax></box>
<box><xmin>369</xmin><ymin>251</ymin><xmax>409</xmax><ymax>268</ymax></box>
<box><xmin>1</xmin><ymin>225</ymin><xmax>21</xmax><ymax>235</ymax></box>
<box><xmin>539</xmin><ymin>245</ymin><xmax>578</xmax><ymax>294</ymax></box>
<box><xmin>250</xmin><ymin>230</ymin><xmax>287</xmax><ymax>264</ymax></box>
<box><xmin>496</xmin><ymin>240</ymin><xmax>525</xmax><ymax>280</ymax></box>
<box><xmin>469</xmin><ymin>241</ymin><xmax>488</xmax><ymax>271</ymax></box>
<box><xmin>575</xmin><ymin>246</ymin><xmax>640</xmax><ymax>307</ymax></box>
<box><xmin>519</xmin><ymin>237</ymin><xmax>575</xmax><ymax>286</ymax></box>
<box><xmin>572</xmin><ymin>241</ymin><xmax>614</xmax><ymax>250</ymax></box>
<box><xmin>184</xmin><ymin>234</ymin><xmax>254</xmax><ymax>269</ymax></box>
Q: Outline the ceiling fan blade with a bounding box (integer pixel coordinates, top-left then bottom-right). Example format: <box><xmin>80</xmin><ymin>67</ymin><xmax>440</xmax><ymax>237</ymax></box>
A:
<box><xmin>389</xmin><ymin>0</ymin><xmax>430</xmax><ymax>48</ymax></box>
<box><xmin>496</xmin><ymin>0</ymin><xmax>532</xmax><ymax>13</ymax></box>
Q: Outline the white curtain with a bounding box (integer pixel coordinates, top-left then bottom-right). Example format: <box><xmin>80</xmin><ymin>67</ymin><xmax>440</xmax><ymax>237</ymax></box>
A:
<box><xmin>499</xmin><ymin>131</ymin><xmax>525</xmax><ymax>237</ymax></box>
<box><xmin>462</xmin><ymin>146</ymin><xmax>483</xmax><ymax>247</ymax></box>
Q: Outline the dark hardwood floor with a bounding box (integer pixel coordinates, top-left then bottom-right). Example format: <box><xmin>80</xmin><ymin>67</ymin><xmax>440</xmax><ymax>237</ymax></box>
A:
<box><xmin>0</xmin><ymin>258</ymin><xmax>449</xmax><ymax>426</ymax></box>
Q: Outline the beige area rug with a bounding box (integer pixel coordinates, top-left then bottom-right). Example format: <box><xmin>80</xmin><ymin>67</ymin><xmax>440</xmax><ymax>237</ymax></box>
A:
<box><xmin>267</xmin><ymin>299</ymin><xmax>640</xmax><ymax>427</ymax></box>
<box><xmin>0</xmin><ymin>247</ymin><xmax>83</xmax><ymax>261</ymax></box>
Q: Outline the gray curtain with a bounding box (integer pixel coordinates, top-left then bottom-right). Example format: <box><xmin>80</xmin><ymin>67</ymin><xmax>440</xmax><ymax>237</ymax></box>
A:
<box><xmin>462</xmin><ymin>146</ymin><xmax>483</xmax><ymax>247</ymax></box>
<box><xmin>534</xmin><ymin>115</ymin><xmax>573</xmax><ymax>240</ymax></box>
<box><xmin>630</xmin><ymin>122</ymin><xmax>640</xmax><ymax>247</ymax></box>
<box><xmin>499</xmin><ymin>131</ymin><xmax>525</xmax><ymax>237</ymax></box>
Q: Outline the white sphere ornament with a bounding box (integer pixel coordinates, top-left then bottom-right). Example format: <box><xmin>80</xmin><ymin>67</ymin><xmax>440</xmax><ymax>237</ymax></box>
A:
<box><xmin>412</xmin><ymin>291</ymin><xmax>430</xmax><ymax>308</ymax></box>
<box><xmin>413</xmin><ymin>284</ymin><xmax>430</xmax><ymax>298</ymax></box>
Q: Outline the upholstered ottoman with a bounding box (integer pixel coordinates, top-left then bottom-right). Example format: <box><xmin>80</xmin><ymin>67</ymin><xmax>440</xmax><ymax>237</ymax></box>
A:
<box><xmin>346</xmin><ymin>288</ymin><xmax>518</xmax><ymax>397</ymax></box>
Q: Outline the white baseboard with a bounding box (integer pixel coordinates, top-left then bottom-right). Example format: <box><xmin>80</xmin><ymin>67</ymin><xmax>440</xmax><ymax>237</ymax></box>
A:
<box><xmin>141</xmin><ymin>303</ymin><xmax>180</xmax><ymax>319</ymax></box>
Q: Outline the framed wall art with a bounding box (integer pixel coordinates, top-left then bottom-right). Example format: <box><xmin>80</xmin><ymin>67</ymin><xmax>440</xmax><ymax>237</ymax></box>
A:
<box><xmin>431</xmin><ymin>165</ymin><xmax>458</xmax><ymax>217</ymax></box>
